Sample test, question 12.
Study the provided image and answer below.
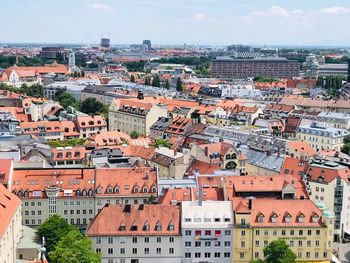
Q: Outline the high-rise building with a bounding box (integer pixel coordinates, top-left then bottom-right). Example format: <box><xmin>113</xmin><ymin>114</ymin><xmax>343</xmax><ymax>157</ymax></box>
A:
<box><xmin>100</xmin><ymin>38</ymin><xmax>110</xmax><ymax>49</ymax></box>
<box><xmin>211</xmin><ymin>58</ymin><xmax>300</xmax><ymax>79</ymax></box>
<box><xmin>68</xmin><ymin>52</ymin><xmax>76</xmax><ymax>71</ymax></box>
<box><xmin>143</xmin><ymin>40</ymin><xmax>152</xmax><ymax>52</ymax></box>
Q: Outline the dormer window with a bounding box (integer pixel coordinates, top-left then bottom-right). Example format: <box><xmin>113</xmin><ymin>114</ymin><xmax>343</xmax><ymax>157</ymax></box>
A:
<box><xmin>143</xmin><ymin>222</ymin><xmax>150</xmax><ymax>231</ymax></box>
<box><xmin>24</xmin><ymin>190</ymin><xmax>29</xmax><ymax>198</ymax></box>
<box><xmin>168</xmin><ymin>222</ymin><xmax>174</xmax><ymax>231</ymax></box>
<box><xmin>257</xmin><ymin>213</ymin><xmax>264</xmax><ymax>223</ymax></box>
<box><xmin>81</xmin><ymin>122</ymin><xmax>86</xmax><ymax>126</ymax></box>
<box><xmin>151</xmin><ymin>186</ymin><xmax>157</xmax><ymax>193</ymax></box>
<box><xmin>76</xmin><ymin>190</ymin><xmax>80</xmax><ymax>196</ymax></box>
<box><xmin>119</xmin><ymin>222</ymin><xmax>126</xmax><ymax>231</ymax></box>
<box><xmin>271</xmin><ymin>213</ymin><xmax>278</xmax><ymax>223</ymax></box>
<box><xmin>107</xmin><ymin>187</ymin><xmax>113</xmax><ymax>194</ymax></box>
<box><xmin>284</xmin><ymin>213</ymin><xmax>292</xmax><ymax>223</ymax></box>
<box><xmin>88</xmin><ymin>189</ymin><xmax>93</xmax><ymax>196</ymax></box>
<box><xmin>155</xmin><ymin>222</ymin><xmax>162</xmax><ymax>231</ymax></box>
<box><xmin>133</xmin><ymin>186</ymin><xmax>139</xmax><ymax>193</ymax></box>
<box><xmin>142</xmin><ymin>187</ymin><xmax>148</xmax><ymax>193</ymax></box>
<box><xmin>130</xmin><ymin>221</ymin><xmax>138</xmax><ymax>231</ymax></box>
<box><xmin>96</xmin><ymin>186</ymin><xmax>103</xmax><ymax>194</ymax></box>
<box><xmin>82</xmin><ymin>189</ymin><xmax>87</xmax><ymax>196</ymax></box>
<box><xmin>298</xmin><ymin>213</ymin><xmax>305</xmax><ymax>223</ymax></box>
<box><xmin>312</xmin><ymin>214</ymin><xmax>319</xmax><ymax>223</ymax></box>
<box><xmin>114</xmin><ymin>187</ymin><xmax>120</xmax><ymax>194</ymax></box>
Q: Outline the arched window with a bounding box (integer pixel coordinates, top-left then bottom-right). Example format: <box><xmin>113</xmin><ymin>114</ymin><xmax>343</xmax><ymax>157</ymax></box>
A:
<box><xmin>284</xmin><ymin>214</ymin><xmax>292</xmax><ymax>223</ymax></box>
<box><xmin>76</xmin><ymin>190</ymin><xmax>80</xmax><ymax>197</ymax></box>
<box><xmin>142</xmin><ymin>187</ymin><xmax>148</xmax><ymax>193</ymax></box>
<box><xmin>82</xmin><ymin>189</ymin><xmax>87</xmax><ymax>196</ymax></box>
<box><xmin>24</xmin><ymin>190</ymin><xmax>29</xmax><ymax>198</ymax></box>
<box><xmin>257</xmin><ymin>213</ymin><xmax>264</xmax><ymax>223</ymax></box>
<box><xmin>151</xmin><ymin>186</ymin><xmax>157</xmax><ymax>193</ymax></box>
<box><xmin>114</xmin><ymin>187</ymin><xmax>120</xmax><ymax>194</ymax></box>
<box><xmin>133</xmin><ymin>186</ymin><xmax>139</xmax><ymax>193</ymax></box>
<box><xmin>107</xmin><ymin>187</ymin><xmax>113</xmax><ymax>194</ymax></box>
<box><xmin>88</xmin><ymin>189</ymin><xmax>93</xmax><ymax>196</ymax></box>
<box><xmin>18</xmin><ymin>191</ymin><xmax>23</xmax><ymax>197</ymax></box>
<box><xmin>312</xmin><ymin>214</ymin><xmax>319</xmax><ymax>223</ymax></box>
<box><xmin>271</xmin><ymin>213</ymin><xmax>278</xmax><ymax>223</ymax></box>
<box><xmin>298</xmin><ymin>214</ymin><xmax>305</xmax><ymax>223</ymax></box>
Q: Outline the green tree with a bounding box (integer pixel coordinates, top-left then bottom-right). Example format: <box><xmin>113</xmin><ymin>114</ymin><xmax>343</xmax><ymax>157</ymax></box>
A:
<box><xmin>130</xmin><ymin>74</ymin><xmax>135</xmax><ymax>83</ymax></box>
<box><xmin>49</xmin><ymin>229</ymin><xmax>100</xmax><ymax>263</ymax></box>
<box><xmin>176</xmin><ymin>77</ymin><xmax>183</xmax><ymax>92</ymax></box>
<box><xmin>37</xmin><ymin>215</ymin><xmax>76</xmax><ymax>253</ymax></box>
<box><xmin>20</xmin><ymin>83</ymin><xmax>44</xmax><ymax>97</ymax></box>
<box><xmin>264</xmin><ymin>240</ymin><xmax>296</xmax><ymax>263</ymax></box>
<box><xmin>130</xmin><ymin>130</ymin><xmax>140</xmax><ymax>139</ymax></box>
<box><xmin>80</xmin><ymin>98</ymin><xmax>104</xmax><ymax>114</ymax></box>
<box><xmin>54</xmin><ymin>91</ymin><xmax>79</xmax><ymax>109</ymax></box>
<box><xmin>151</xmin><ymin>75</ymin><xmax>161</xmax><ymax>87</ymax></box>
<box><xmin>144</xmin><ymin>76</ymin><xmax>151</xmax><ymax>86</ymax></box>
<box><xmin>165</xmin><ymin>79</ymin><xmax>170</xmax><ymax>90</ymax></box>
<box><xmin>154</xmin><ymin>138</ymin><xmax>171</xmax><ymax>148</ymax></box>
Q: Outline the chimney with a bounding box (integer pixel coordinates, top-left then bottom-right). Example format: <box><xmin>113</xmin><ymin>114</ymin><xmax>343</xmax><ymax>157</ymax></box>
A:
<box><xmin>198</xmin><ymin>186</ymin><xmax>203</xmax><ymax>206</ymax></box>
<box><xmin>204</xmin><ymin>146</ymin><xmax>209</xmax><ymax>157</ymax></box>
<box><xmin>137</xmin><ymin>90</ymin><xmax>144</xmax><ymax>100</ymax></box>
<box><xmin>247</xmin><ymin>197</ymin><xmax>254</xmax><ymax>210</ymax></box>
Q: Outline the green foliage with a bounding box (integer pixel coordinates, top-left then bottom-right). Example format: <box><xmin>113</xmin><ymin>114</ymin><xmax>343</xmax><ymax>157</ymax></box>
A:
<box><xmin>130</xmin><ymin>74</ymin><xmax>135</xmax><ymax>82</ymax></box>
<box><xmin>154</xmin><ymin>138</ymin><xmax>171</xmax><ymax>148</ymax></box>
<box><xmin>0</xmin><ymin>55</ymin><xmax>52</xmax><ymax>68</ymax></box>
<box><xmin>48</xmin><ymin>138</ymin><xmax>85</xmax><ymax>148</ymax></box>
<box><xmin>176</xmin><ymin>77</ymin><xmax>183</xmax><ymax>92</ymax></box>
<box><xmin>144</xmin><ymin>76</ymin><xmax>151</xmax><ymax>86</ymax></box>
<box><xmin>151</xmin><ymin>74</ymin><xmax>161</xmax><ymax>87</ymax></box>
<box><xmin>195</xmin><ymin>65</ymin><xmax>210</xmax><ymax>77</ymax></box>
<box><xmin>165</xmin><ymin>79</ymin><xmax>170</xmax><ymax>90</ymax></box>
<box><xmin>253</xmin><ymin>77</ymin><xmax>278</xmax><ymax>82</ymax></box>
<box><xmin>0</xmin><ymin>83</ymin><xmax>21</xmax><ymax>93</ymax></box>
<box><xmin>54</xmin><ymin>90</ymin><xmax>79</xmax><ymax>109</ymax></box>
<box><xmin>263</xmin><ymin>240</ymin><xmax>296</xmax><ymax>263</ymax></box>
<box><xmin>80</xmin><ymin>98</ymin><xmax>104</xmax><ymax>115</ymax></box>
<box><xmin>37</xmin><ymin>215</ymin><xmax>76</xmax><ymax>253</ymax></box>
<box><xmin>124</xmin><ymin>61</ymin><xmax>146</xmax><ymax>72</ymax></box>
<box><xmin>49</xmin><ymin>229</ymin><xmax>101</xmax><ymax>263</ymax></box>
<box><xmin>341</xmin><ymin>135</ymin><xmax>350</xmax><ymax>154</ymax></box>
<box><xmin>317</xmin><ymin>75</ymin><xmax>346</xmax><ymax>97</ymax></box>
<box><xmin>130</xmin><ymin>130</ymin><xmax>140</xmax><ymax>139</ymax></box>
<box><xmin>87</xmin><ymin>62</ymin><xmax>99</xmax><ymax>69</ymax></box>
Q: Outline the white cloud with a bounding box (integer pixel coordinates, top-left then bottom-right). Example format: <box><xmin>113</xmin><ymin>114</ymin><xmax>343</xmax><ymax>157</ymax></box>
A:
<box><xmin>320</xmin><ymin>6</ymin><xmax>349</xmax><ymax>15</ymax></box>
<box><xmin>87</xmin><ymin>3</ymin><xmax>115</xmax><ymax>12</ymax></box>
<box><xmin>193</xmin><ymin>13</ymin><xmax>206</xmax><ymax>21</ymax></box>
<box><xmin>252</xmin><ymin>6</ymin><xmax>307</xmax><ymax>18</ymax></box>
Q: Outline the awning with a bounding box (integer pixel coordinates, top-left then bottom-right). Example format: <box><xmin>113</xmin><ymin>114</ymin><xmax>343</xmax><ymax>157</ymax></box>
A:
<box><xmin>344</xmin><ymin>228</ymin><xmax>350</xmax><ymax>236</ymax></box>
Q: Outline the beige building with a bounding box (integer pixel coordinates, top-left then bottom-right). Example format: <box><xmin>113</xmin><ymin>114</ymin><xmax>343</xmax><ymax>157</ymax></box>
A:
<box><xmin>109</xmin><ymin>97</ymin><xmax>167</xmax><ymax>136</ymax></box>
<box><xmin>233</xmin><ymin>198</ymin><xmax>334</xmax><ymax>263</ymax></box>
<box><xmin>0</xmin><ymin>183</ymin><xmax>22</xmax><ymax>263</ymax></box>
<box><xmin>86</xmin><ymin>204</ymin><xmax>182</xmax><ymax>263</ymax></box>
<box><xmin>296</xmin><ymin>122</ymin><xmax>349</xmax><ymax>152</ymax></box>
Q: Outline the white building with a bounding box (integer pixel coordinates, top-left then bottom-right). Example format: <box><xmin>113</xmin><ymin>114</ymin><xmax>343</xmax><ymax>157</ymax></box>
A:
<box><xmin>220</xmin><ymin>82</ymin><xmax>262</xmax><ymax>99</ymax></box>
<box><xmin>181</xmin><ymin>199</ymin><xmax>234</xmax><ymax>263</ymax></box>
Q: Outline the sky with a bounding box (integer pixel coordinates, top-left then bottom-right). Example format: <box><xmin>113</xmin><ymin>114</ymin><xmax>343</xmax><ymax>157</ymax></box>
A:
<box><xmin>1</xmin><ymin>0</ymin><xmax>350</xmax><ymax>46</ymax></box>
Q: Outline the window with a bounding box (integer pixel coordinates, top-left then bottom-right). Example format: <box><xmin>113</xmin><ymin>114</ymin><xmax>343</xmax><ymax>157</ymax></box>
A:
<box><xmin>298</xmin><ymin>252</ymin><xmax>302</xmax><ymax>258</ymax></box>
<box><xmin>299</xmin><ymin>230</ymin><xmax>303</xmax><ymax>236</ymax></box>
<box><xmin>132</xmin><ymin>248</ymin><xmax>137</xmax><ymax>254</ymax></box>
<box><xmin>225</xmin><ymin>241</ymin><xmax>231</xmax><ymax>247</ymax></box>
<box><xmin>264</xmin><ymin>230</ymin><xmax>268</xmax><ymax>236</ymax></box>
<box><xmin>205</xmin><ymin>252</ymin><xmax>211</xmax><ymax>258</ymax></box>
<box><xmin>132</xmin><ymin>237</ymin><xmax>137</xmax><ymax>243</ymax></box>
<box><xmin>225</xmin><ymin>230</ymin><xmax>231</xmax><ymax>236</ymax></box>
<box><xmin>240</xmin><ymin>252</ymin><xmax>245</xmax><ymax>259</ymax></box>
<box><xmin>195</xmin><ymin>241</ymin><xmax>201</xmax><ymax>247</ymax></box>
<box><xmin>290</xmin><ymin>230</ymin><xmax>294</xmax><ymax>236</ymax></box>
<box><xmin>224</xmin><ymin>252</ymin><xmax>231</xmax><ymax>258</ymax></box>
<box><xmin>120</xmin><ymin>248</ymin><xmax>125</xmax><ymax>254</ymax></box>
<box><xmin>195</xmin><ymin>230</ymin><xmax>201</xmax><ymax>236</ymax></box>
<box><xmin>96</xmin><ymin>237</ymin><xmax>101</xmax><ymax>244</ymax></box>
<box><xmin>215</xmin><ymin>230</ymin><xmax>221</xmax><ymax>236</ymax></box>
<box><xmin>156</xmin><ymin>248</ymin><xmax>161</xmax><ymax>254</ymax></box>
<box><xmin>185</xmin><ymin>253</ymin><xmax>191</xmax><ymax>258</ymax></box>
<box><xmin>306</xmin><ymin>252</ymin><xmax>310</xmax><ymax>258</ymax></box>
<box><xmin>241</xmin><ymin>230</ymin><xmax>246</xmax><ymax>236</ymax></box>
<box><xmin>298</xmin><ymin>240</ymin><xmax>303</xmax><ymax>247</ymax></box>
<box><xmin>185</xmin><ymin>241</ymin><xmax>191</xmax><ymax>247</ymax></box>
<box><xmin>215</xmin><ymin>252</ymin><xmax>221</xmax><ymax>258</ymax></box>
<box><xmin>185</xmin><ymin>230</ymin><xmax>191</xmax><ymax>236</ymax></box>
<box><xmin>169</xmin><ymin>236</ymin><xmax>174</xmax><ymax>243</ymax></box>
<box><xmin>255</xmin><ymin>252</ymin><xmax>259</xmax><ymax>258</ymax></box>
<box><xmin>108</xmin><ymin>248</ymin><xmax>113</xmax><ymax>254</ymax></box>
<box><xmin>307</xmin><ymin>230</ymin><xmax>312</xmax><ymax>235</ymax></box>
<box><xmin>108</xmin><ymin>237</ymin><xmax>113</xmax><ymax>244</ymax></box>
<box><xmin>241</xmin><ymin>241</ymin><xmax>246</xmax><ymax>248</ymax></box>
<box><xmin>205</xmin><ymin>241</ymin><xmax>211</xmax><ymax>247</ymax></box>
<box><xmin>255</xmin><ymin>229</ymin><xmax>260</xmax><ymax>235</ymax></box>
<box><xmin>156</xmin><ymin>237</ymin><xmax>161</xmax><ymax>243</ymax></box>
<box><xmin>169</xmin><ymin>248</ymin><xmax>174</xmax><ymax>254</ymax></box>
<box><xmin>273</xmin><ymin>230</ymin><xmax>277</xmax><ymax>236</ymax></box>
<box><xmin>282</xmin><ymin>230</ymin><xmax>286</xmax><ymax>236</ymax></box>
<box><xmin>255</xmin><ymin>240</ymin><xmax>260</xmax><ymax>247</ymax></box>
<box><xmin>205</xmin><ymin>230</ymin><xmax>211</xmax><ymax>236</ymax></box>
<box><xmin>195</xmin><ymin>253</ymin><xmax>201</xmax><ymax>258</ymax></box>
<box><xmin>316</xmin><ymin>230</ymin><xmax>320</xmax><ymax>235</ymax></box>
<box><xmin>315</xmin><ymin>240</ymin><xmax>320</xmax><ymax>247</ymax></box>
<box><xmin>290</xmin><ymin>240</ymin><xmax>294</xmax><ymax>247</ymax></box>
<box><xmin>307</xmin><ymin>240</ymin><xmax>311</xmax><ymax>247</ymax></box>
<box><xmin>96</xmin><ymin>248</ymin><xmax>101</xmax><ymax>253</ymax></box>
<box><xmin>144</xmin><ymin>248</ymin><xmax>149</xmax><ymax>254</ymax></box>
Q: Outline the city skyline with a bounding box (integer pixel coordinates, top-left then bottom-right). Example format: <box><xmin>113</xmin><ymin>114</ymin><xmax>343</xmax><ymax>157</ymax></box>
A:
<box><xmin>2</xmin><ymin>0</ymin><xmax>350</xmax><ymax>46</ymax></box>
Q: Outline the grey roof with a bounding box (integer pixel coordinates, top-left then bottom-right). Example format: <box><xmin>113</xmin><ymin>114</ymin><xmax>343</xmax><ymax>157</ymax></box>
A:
<box><xmin>241</xmin><ymin>147</ymin><xmax>284</xmax><ymax>172</ymax></box>
<box><xmin>150</xmin><ymin>117</ymin><xmax>171</xmax><ymax>131</ymax></box>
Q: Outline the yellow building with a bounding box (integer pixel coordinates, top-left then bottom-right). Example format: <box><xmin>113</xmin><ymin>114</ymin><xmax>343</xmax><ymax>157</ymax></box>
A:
<box><xmin>233</xmin><ymin>198</ymin><xmax>334</xmax><ymax>263</ymax></box>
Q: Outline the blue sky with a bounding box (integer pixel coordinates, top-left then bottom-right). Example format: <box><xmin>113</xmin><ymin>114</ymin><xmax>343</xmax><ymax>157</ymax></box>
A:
<box><xmin>2</xmin><ymin>0</ymin><xmax>350</xmax><ymax>46</ymax></box>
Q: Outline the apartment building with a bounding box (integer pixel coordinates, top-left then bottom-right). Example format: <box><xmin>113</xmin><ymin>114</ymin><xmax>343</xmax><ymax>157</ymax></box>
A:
<box><xmin>211</xmin><ymin>58</ymin><xmax>300</xmax><ymax>79</ymax></box>
<box><xmin>0</xmin><ymin>183</ymin><xmax>22</xmax><ymax>263</ymax></box>
<box><xmin>233</xmin><ymin>198</ymin><xmax>334</xmax><ymax>263</ymax></box>
<box><xmin>86</xmin><ymin>204</ymin><xmax>182</xmax><ymax>263</ymax></box>
<box><xmin>296</xmin><ymin>122</ymin><xmax>349</xmax><ymax>152</ymax></box>
<box><xmin>109</xmin><ymin>97</ymin><xmax>167</xmax><ymax>136</ymax></box>
<box><xmin>304</xmin><ymin>159</ymin><xmax>350</xmax><ymax>241</ymax></box>
<box><xmin>10</xmin><ymin>165</ymin><xmax>158</xmax><ymax>231</ymax></box>
<box><xmin>75</xmin><ymin>115</ymin><xmax>107</xmax><ymax>138</ymax></box>
<box><xmin>181</xmin><ymin>200</ymin><xmax>234</xmax><ymax>263</ymax></box>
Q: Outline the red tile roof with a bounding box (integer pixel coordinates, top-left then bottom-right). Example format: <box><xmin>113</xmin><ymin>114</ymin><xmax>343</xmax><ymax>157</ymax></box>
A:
<box><xmin>86</xmin><ymin>204</ymin><xmax>181</xmax><ymax>236</ymax></box>
<box><xmin>0</xmin><ymin>183</ymin><xmax>21</xmax><ymax>238</ymax></box>
<box><xmin>159</xmin><ymin>187</ymin><xmax>224</xmax><ymax>204</ymax></box>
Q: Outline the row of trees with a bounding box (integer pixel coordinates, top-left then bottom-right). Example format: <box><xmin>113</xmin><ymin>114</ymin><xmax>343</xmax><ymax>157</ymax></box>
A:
<box><xmin>316</xmin><ymin>75</ymin><xmax>346</xmax><ymax>97</ymax></box>
<box><xmin>0</xmin><ymin>83</ymin><xmax>44</xmax><ymax>97</ymax></box>
<box><xmin>0</xmin><ymin>55</ymin><xmax>52</xmax><ymax>68</ymax></box>
<box><xmin>37</xmin><ymin>215</ymin><xmax>100</xmax><ymax>262</ymax></box>
<box><xmin>141</xmin><ymin>75</ymin><xmax>182</xmax><ymax>91</ymax></box>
